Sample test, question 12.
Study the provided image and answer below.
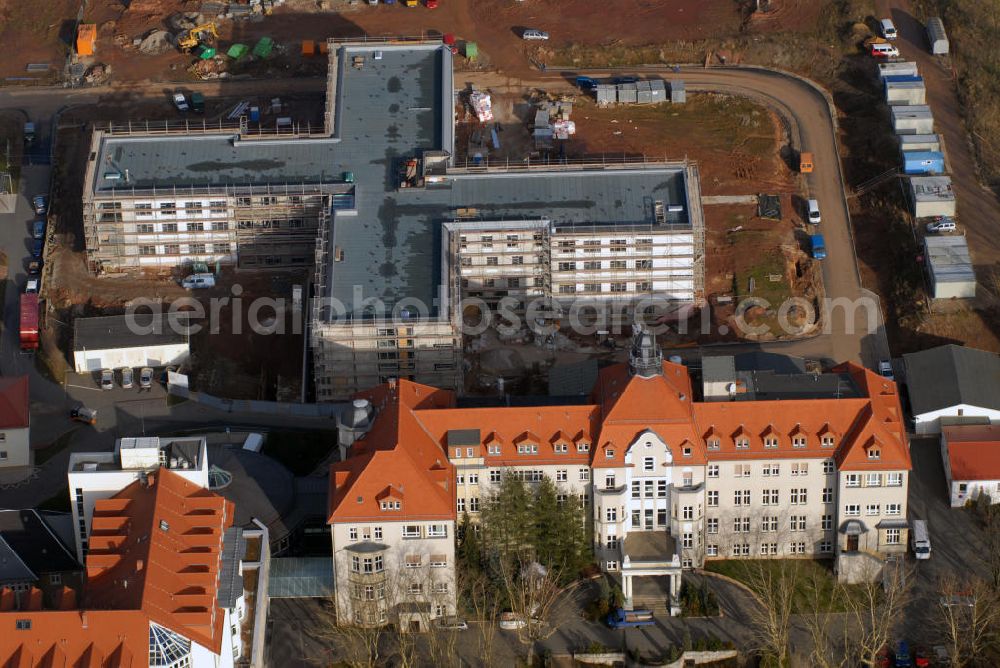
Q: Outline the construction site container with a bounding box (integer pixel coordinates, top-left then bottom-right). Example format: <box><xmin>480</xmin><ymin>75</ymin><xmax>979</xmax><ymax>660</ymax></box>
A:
<box><xmin>227</xmin><ymin>44</ymin><xmax>249</xmax><ymax>59</ymax></box>
<box><xmin>927</xmin><ymin>17</ymin><xmax>949</xmax><ymax>55</ymax></box>
<box><xmin>891</xmin><ymin>105</ymin><xmax>934</xmax><ymax>134</ymax></box>
<box><xmin>650</xmin><ymin>80</ymin><xmax>667</xmax><ymax>103</ymax></box>
<box><xmin>898</xmin><ymin>133</ymin><xmax>940</xmax><ymax>152</ymax></box>
<box><xmin>909</xmin><ymin>176</ymin><xmax>955</xmax><ymax>218</ymax></box>
<box><xmin>465</xmin><ymin>42</ymin><xmax>478</xmax><ymax>60</ymax></box>
<box><xmin>302</xmin><ymin>40</ymin><xmax>316</xmax><ymax>56</ymax></box>
<box><xmin>196</xmin><ymin>45</ymin><xmax>216</xmax><ymax>60</ymax></box>
<box><xmin>595</xmin><ymin>84</ymin><xmax>615</xmax><ymax>105</ymax></box>
<box><xmin>252</xmin><ymin>37</ymin><xmax>274</xmax><ymax>59</ymax></box>
<box><xmin>635</xmin><ymin>81</ymin><xmax>652</xmax><ymax>104</ymax></box>
<box><xmin>878</xmin><ymin>61</ymin><xmax>918</xmax><ymax>79</ymax></box>
<box><xmin>924</xmin><ymin>235</ymin><xmax>974</xmax><ymax>299</ymax></box>
<box><xmin>885</xmin><ymin>79</ymin><xmax>926</xmax><ymax>105</ymax></box>
<box><xmin>77</xmin><ymin>24</ymin><xmax>97</xmax><ymax>57</ymax></box>
<box><xmin>902</xmin><ymin>150</ymin><xmax>945</xmax><ymax>175</ymax></box>
<box><xmin>671</xmin><ymin>80</ymin><xmax>686</xmax><ymax>104</ymax></box>
<box><xmin>617</xmin><ymin>83</ymin><xmax>637</xmax><ymax>104</ymax></box>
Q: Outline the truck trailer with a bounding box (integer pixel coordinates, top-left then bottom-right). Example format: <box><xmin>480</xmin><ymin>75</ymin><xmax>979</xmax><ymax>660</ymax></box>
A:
<box><xmin>20</xmin><ymin>293</ymin><xmax>39</xmax><ymax>351</ymax></box>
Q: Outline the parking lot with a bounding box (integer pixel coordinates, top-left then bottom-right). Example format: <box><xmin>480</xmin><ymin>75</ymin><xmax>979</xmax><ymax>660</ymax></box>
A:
<box><xmin>63</xmin><ymin>369</ymin><xmax>170</xmax><ymax>434</ymax></box>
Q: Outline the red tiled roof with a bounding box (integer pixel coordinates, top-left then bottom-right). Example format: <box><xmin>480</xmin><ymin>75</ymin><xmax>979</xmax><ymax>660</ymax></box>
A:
<box><xmin>0</xmin><ymin>376</ymin><xmax>29</xmax><ymax>429</ymax></box>
<box><xmin>944</xmin><ymin>425</ymin><xmax>1000</xmax><ymax>480</ymax></box>
<box><xmin>0</xmin><ymin>468</ymin><xmax>234</xmax><ymax>666</ymax></box>
<box><xmin>328</xmin><ymin>362</ymin><xmax>910</xmax><ymax>518</ymax></box>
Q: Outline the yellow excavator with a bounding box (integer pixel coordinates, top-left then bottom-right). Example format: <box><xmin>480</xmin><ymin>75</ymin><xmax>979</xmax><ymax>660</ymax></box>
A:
<box><xmin>176</xmin><ymin>22</ymin><xmax>219</xmax><ymax>53</ymax></box>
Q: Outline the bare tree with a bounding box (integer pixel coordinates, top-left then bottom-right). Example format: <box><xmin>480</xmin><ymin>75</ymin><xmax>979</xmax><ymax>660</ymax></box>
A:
<box><xmin>498</xmin><ymin>555</ymin><xmax>579</xmax><ymax>666</ymax></box>
<box><xmin>468</xmin><ymin>572</ymin><xmax>502</xmax><ymax>668</ymax></box>
<box><xmin>844</xmin><ymin>558</ymin><xmax>911</xmax><ymax>667</ymax></box>
<box><xmin>802</xmin><ymin>567</ymin><xmax>853</xmax><ymax>668</ymax></box>
<box><xmin>979</xmin><ymin>499</ymin><xmax>1000</xmax><ymax>590</ymax></box>
<box><xmin>317</xmin><ymin>589</ymin><xmax>389</xmax><ymax>668</ymax></box>
<box><xmin>935</xmin><ymin>576</ymin><xmax>1000</xmax><ymax>668</ymax></box>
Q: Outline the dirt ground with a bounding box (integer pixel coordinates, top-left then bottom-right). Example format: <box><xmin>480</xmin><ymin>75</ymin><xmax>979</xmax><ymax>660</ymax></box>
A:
<box><xmin>0</xmin><ymin>0</ymin><xmax>74</xmax><ymax>79</ymax></box>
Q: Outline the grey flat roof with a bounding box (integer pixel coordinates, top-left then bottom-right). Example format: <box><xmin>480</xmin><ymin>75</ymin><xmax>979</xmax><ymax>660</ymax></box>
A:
<box><xmin>73</xmin><ymin>313</ymin><xmax>190</xmax><ymax>351</ymax></box>
<box><xmin>904</xmin><ymin>344</ymin><xmax>1000</xmax><ymax>416</ymax></box>
<box><xmin>327</xmin><ymin>166</ymin><xmax>689</xmax><ymax>316</ymax></box>
<box><xmin>269</xmin><ymin>557</ymin><xmax>334</xmax><ymax>598</ymax></box>
<box><xmin>925</xmin><ymin>235</ymin><xmax>974</xmax><ymax>283</ymax></box>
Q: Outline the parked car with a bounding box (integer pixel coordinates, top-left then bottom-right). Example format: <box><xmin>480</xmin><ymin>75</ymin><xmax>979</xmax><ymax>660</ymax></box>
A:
<box><xmin>499</xmin><ymin>612</ymin><xmax>527</xmax><ymax>630</ymax></box>
<box><xmin>878</xmin><ymin>360</ymin><xmax>894</xmax><ymax>381</ymax></box>
<box><xmin>32</xmin><ymin>220</ymin><xmax>45</xmax><ymax>239</ymax></box>
<box><xmin>871</xmin><ymin>42</ymin><xmax>900</xmax><ymax>58</ymax></box>
<box><xmin>521</xmin><ymin>29</ymin><xmax>549</xmax><ymax>41</ymax></box>
<box><xmin>426</xmin><ymin>0</ymin><xmax>439</xmax><ymax>7</ymax></box>
<box><xmin>807</xmin><ymin>198</ymin><xmax>821</xmax><ymax>224</ymax></box>
<box><xmin>70</xmin><ymin>406</ymin><xmax>97</xmax><ymax>425</ymax></box>
<box><xmin>173</xmin><ymin>92</ymin><xmax>190</xmax><ymax>112</ymax></box>
<box><xmin>31</xmin><ymin>238</ymin><xmax>44</xmax><ymax>258</ymax></box>
<box><xmin>100</xmin><ymin>368</ymin><xmax>114</xmax><ymax>390</ymax></box>
<box><xmin>435</xmin><ymin>616</ymin><xmax>468</xmax><ymax>630</ymax></box>
<box><xmin>810</xmin><ymin>234</ymin><xmax>827</xmax><ymax>260</ymax></box>
<box><xmin>181</xmin><ymin>273</ymin><xmax>215</xmax><ymax>289</ymax></box>
<box><xmin>32</xmin><ymin>194</ymin><xmax>48</xmax><ymax>215</ymax></box>
<box><xmin>120</xmin><ymin>367</ymin><xmax>134</xmax><ymax>389</ymax></box>
<box><xmin>612</xmin><ymin>76</ymin><xmax>639</xmax><ymax>84</ymax></box>
<box><xmin>605</xmin><ymin>608</ymin><xmax>655</xmax><ymax>629</ymax></box>
<box><xmin>895</xmin><ymin>640</ymin><xmax>913</xmax><ymax>668</ymax></box>
<box><xmin>27</xmin><ymin>260</ymin><xmax>41</xmax><ymax>276</ymax></box>
<box><xmin>140</xmin><ymin>366</ymin><xmax>154</xmax><ymax>389</ymax></box>
<box><xmin>880</xmin><ymin>18</ymin><xmax>898</xmax><ymax>40</ymax></box>
<box><xmin>926</xmin><ymin>217</ymin><xmax>956</xmax><ymax>233</ymax></box>
<box><xmin>24</xmin><ymin>279</ymin><xmax>38</xmax><ymax>294</ymax></box>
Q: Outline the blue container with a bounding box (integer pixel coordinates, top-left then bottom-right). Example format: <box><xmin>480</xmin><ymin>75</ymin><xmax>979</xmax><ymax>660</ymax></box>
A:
<box><xmin>882</xmin><ymin>74</ymin><xmax>923</xmax><ymax>84</ymax></box>
<box><xmin>902</xmin><ymin>150</ymin><xmax>945</xmax><ymax>174</ymax></box>
<box><xmin>249</xmin><ymin>106</ymin><xmax>260</xmax><ymax>122</ymax></box>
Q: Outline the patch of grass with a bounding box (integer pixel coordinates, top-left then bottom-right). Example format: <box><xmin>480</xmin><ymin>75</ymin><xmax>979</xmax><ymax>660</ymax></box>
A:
<box><xmin>706</xmin><ymin>558</ymin><xmax>864</xmax><ymax>612</ymax></box>
<box><xmin>37</xmin><ymin>487</ymin><xmax>71</xmax><ymax>513</ymax></box>
<box><xmin>34</xmin><ymin>429</ymin><xmax>77</xmax><ymax>465</ymax></box>
<box><xmin>261</xmin><ymin>430</ymin><xmax>337</xmax><ymax>476</ymax></box>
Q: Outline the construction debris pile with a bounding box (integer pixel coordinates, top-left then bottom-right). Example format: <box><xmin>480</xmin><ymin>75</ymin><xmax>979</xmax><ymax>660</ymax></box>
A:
<box><xmin>532</xmin><ymin>97</ymin><xmax>576</xmax><ymax>149</ymax></box>
<box><xmin>470</xmin><ymin>91</ymin><xmax>493</xmax><ymax>123</ymax></box>
<box><xmin>198</xmin><ymin>0</ymin><xmax>286</xmax><ymax>19</ymax></box>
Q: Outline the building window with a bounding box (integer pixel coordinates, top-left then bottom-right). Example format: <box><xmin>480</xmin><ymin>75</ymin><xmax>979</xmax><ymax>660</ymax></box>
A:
<box><xmin>736</xmin><ymin>436</ymin><xmax>750</xmax><ymax>449</ymax></box>
<box><xmin>349</xmin><ymin>528</ymin><xmax>358</xmax><ymax>541</ymax></box>
<box><xmin>762</xmin><ymin>463</ymin><xmax>779</xmax><ymax>477</ymax></box>
<box><xmin>790</xmin><ymin>488</ymin><xmax>807</xmax><ymax>505</ymax></box>
<box><xmin>137</xmin><ymin>223</ymin><xmax>154</xmax><ymax>233</ymax></box>
<box><xmin>605</xmin><ymin>474</ymin><xmax>616</xmax><ymax>490</ymax></box>
<box><xmin>139</xmin><ymin>245</ymin><xmax>156</xmax><ymax>256</ymax></box>
<box><xmin>707</xmin><ymin>518</ymin><xmax>718</xmax><ymax>534</ymax></box>
<box><xmin>822</xmin><ymin>487</ymin><xmax>833</xmax><ymax>503</ymax></box>
<box><xmin>682</xmin><ymin>506</ymin><xmax>693</xmax><ymax>520</ymax></box>
<box><xmin>790</xmin><ymin>542</ymin><xmax>806</xmax><ymax>555</ymax></box>
<box><xmin>887</xmin><ymin>472</ymin><xmax>903</xmax><ymax>487</ymax></box>
<box><xmin>380</xmin><ymin>500</ymin><xmax>401</xmax><ymax>511</ymax></box>
<box><xmin>866</xmin><ymin>504</ymin><xmax>880</xmax><ymax>516</ymax></box>
<box><xmin>734</xmin><ymin>490</ymin><xmax>750</xmax><ymax>505</ymax></box>
<box><xmin>408</xmin><ymin>583</ymin><xmax>424</xmax><ymax>596</ymax></box>
<box><xmin>733</xmin><ymin>517</ymin><xmax>750</xmax><ymax>533</ymax></box>
<box><xmin>792</xmin><ymin>436</ymin><xmax>807</xmax><ymax>448</ymax></box>
<box><xmin>822</xmin><ymin>514</ymin><xmax>833</xmax><ymax>530</ymax></box>
<box><xmin>643</xmin><ymin>456</ymin><xmax>655</xmax><ymax>472</ymax></box>
<box><xmin>761</xmin><ymin>516</ymin><xmax>778</xmax><ymax>532</ymax></box>
<box><xmin>606</xmin><ymin>560</ymin><xmax>619</xmax><ymax>571</ymax></box>
<box><xmin>606</xmin><ymin>507</ymin><xmax>617</xmax><ymax>522</ymax></box>
<box><xmin>610</xmin><ymin>282</ymin><xmax>627</xmax><ymax>293</ymax></box>
<box><xmin>735</xmin><ymin>464</ymin><xmax>751</xmax><ymax>477</ymax></box>
<box><xmin>885</xmin><ymin>529</ymin><xmax>901</xmax><ymax>545</ymax></box>
<box><xmin>457</xmin><ymin>498</ymin><xmax>465</xmax><ymax>512</ymax></box>
<box><xmin>866</xmin><ymin>473</ymin><xmax>882</xmax><ymax>487</ymax></box>
<box><xmin>489</xmin><ymin>469</ymin><xmax>502</xmax><ymax>483</ymax></box>
<box><xmin>823</xmin><ymin>460</ymin><xmax>835</xmax><ymax>474</ymax></box>
<box><xmin>470</xmin><ymin>497</ymin><xmax>480</xmax><ymax>512</ymax></box>
<box><xmin>707</xmin><ymin>438</ymin><xmax>720</xmax><ymax>450</ymax></box>
<box><xmin>488</xmin><ymin>444</ymin><xmax>501</xmax><ymax>455</ymax></box>
<box><xmin>867</xmin><ymin>448</ymin><xmax>881</xmax><ymax>460</ymax></box>
<box><xmin>820</xmin><ymin>540</ymin><xmax>833</xmax><ymax>553</ymax></box>
<box><xmin>790</xmin><ymin>516</ymin><xmax>806</xmax><ymax>532</ymax></box>
<box><xmin>631</xmin><ymin>481</ymin><xmax>641</xmax><ymax>499</ymax></box>
<box><xmin>845</xmin><ymin>474</ymin><xmax>860</xmax><ymax>488</ymax></box>
<box><xmin>845</xmin><ymin>504</ymin><xmax>861</xmax><ymax>516</ymax></box>
<box><xmin>577</xmin><ymin>442</ymin><xmax>590</xmax><ymax>453</ymax></box>
<box><xmin>553</xmin><ymin>442</ymin><xmax>567</xmax><ymax>454</ymax></box>
<box><xmin>427</xmin><ymin>524</ymin><xmax>447</xmax><ymax>538</ymax></box>
<box><xmin>556</xmin><ymin>470</ymin><xmax>567</xmax><ymax>482</ymax></box>
<box><xmin>764</xmin><ymin>436</ymin><xmax>779</xmax><ymax>449</ymax></box>
<box><xmin>762</xmin><ymin>489</ymin><xmax>778</xmax><ymax>505</ymax></box>
<box><xmin>760</xmin><ymin>543</ymin><xmax>778</xmax><ymax>556</ymax></box>
<box><xmin>606</xmin><ymin>535</ymin><xmax>619</xmax><ymax>549</ymax></box>
<box><xmin>49</xmin><ymin>573</ymin><xmax>61</xmax><ymax>585</ymax></box>
<box><xmin>791</xmin><ymin>463</ymin><xmax>808</xmax><ymax>476</ymax></box>
<box><xmin>707</xmin><ymin>491</ymin><xmax>718</xmax><ymax>507</ymax></box>
<box><xmin>402</xmin><ymin>525</ymin><xmax>421</xmax><ymax>539</ymax></box>
<box><xmin>657</xmin><ymin>480</ymin><xmax>667</xmax><ymax>497</ymax></box>
<box><xmin>708</xmin><ymin>464</ymin><xmax>719</xmax><ymax>478</ymax></box>
<box><xmin>579</xmin><ymin>468</ymin><xmax>590</xmax><ymax>481</ymax></box>
<box><xmin>886</xmin><ymin>503</ymin><xmax>901</xmax><ymax>515</ymax></box>
<box><xmin>706</xmin><ymin>545</ymin><xmax>718</xmax><ymax>557</ymax></box>
<box><xmin>606</xmin><ymin>448</ymin><xmax>615</xmax><ymax>459</ymax></box>
<box><xmin>682</xmin><ymin>533</ymin><xmax>693</xmax><ymax>548</ymax></box>
<box><xmin>405</xmin><ymin>554</ymin><xmax>422</xmax><ymax>569</ymax></box>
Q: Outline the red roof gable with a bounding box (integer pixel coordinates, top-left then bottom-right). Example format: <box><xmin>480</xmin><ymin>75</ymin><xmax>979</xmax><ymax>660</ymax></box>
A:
<box><xmin>0</xmin><ymin>376</ymin><xmax>29</xmax><ymax>429</ymax></box>
<box><xmin>944</xmin><ymin>425</ymin><xmax>1000</xmax><ymax>480</ymax></box>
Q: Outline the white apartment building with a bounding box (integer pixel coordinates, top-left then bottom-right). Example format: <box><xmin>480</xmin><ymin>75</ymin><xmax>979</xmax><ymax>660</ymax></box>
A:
<box><xmin>329</xmin><ymin>328</ymin><xmax>912</xmax><ymax>621</ymax></box>
<box><xmin>67</xmin><ymin>436</ymin><xmax>208</xmax><ymax>561</ymax></box>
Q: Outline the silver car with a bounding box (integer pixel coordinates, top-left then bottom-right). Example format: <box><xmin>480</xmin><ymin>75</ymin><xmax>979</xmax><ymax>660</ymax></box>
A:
<box><xmin>100</xmin><ymin>369</ymin><xmax>114</xmax><ymax>390</ymax></box>
<box><xmin>140</xmin><ymin>367</ymin><xmax>154</xmax><ymax>389</ymax></box>
<box><xmin>521</xmin><ymin>29</ymin><xmax>549</xmax><ymax>41</ymax></box>
<box><xmin>120</xmin><ymin>367</ymin><xmax>134</xmax><ymax>389</ymax></box>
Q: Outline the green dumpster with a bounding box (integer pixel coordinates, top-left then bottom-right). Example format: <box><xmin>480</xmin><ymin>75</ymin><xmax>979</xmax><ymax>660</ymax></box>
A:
<box><xmin>465</xmin><ymin>42</ymin><xmax>478</xmax><ymax>60</ymax></box>
<box><xmin>197</xmin><ymin>46</ymin><xmax>217</xmax><ymax>60</ymax></box>
<box><xmin>227</xmin><ymin>44</ymin><xmax>249</xmax><ymax>59</ymax></box>
<box><xmin>252</xmin><ymin>37</ymin><xmax>274</xmax><ymax>59</ymax></box>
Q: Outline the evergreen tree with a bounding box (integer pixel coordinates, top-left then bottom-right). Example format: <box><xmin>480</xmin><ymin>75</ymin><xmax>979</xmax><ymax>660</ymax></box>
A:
<box><xmin>481</xmin><ymin>473</ymin><xmax>532</xmax><ymax>562</ymax></box>
<box><xmin>532</xmin><ymin>477</ymin><xmax>561</xmax><ymax>567</ymax></box>
<box><xmin>456</xmin><ymin>512</ymin><xmax>481</xmax><ymax>574</ymax></box>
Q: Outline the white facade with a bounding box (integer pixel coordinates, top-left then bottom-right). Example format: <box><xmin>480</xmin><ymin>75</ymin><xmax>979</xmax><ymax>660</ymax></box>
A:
<box><xmin>913</xmin><ymin>404</ymin><xmax>1000</xmax><ymax>436</ymax></box>
<box><xmin>73</xmin><ymin>341</ymin><xmax>189</xmax><ymax>373</ymax></box>
<box><xmin>67</xmin><ymin>437</ymin><xmax>209</xmax><ymax>561</ymax></box>
<box><xmin>0</xmin><ymin>425</ymin><xmax>30</xmax><ymax>469</ymax></box>
<box><xmin>331</xmin><ymin>520</ymin><xmax>457</xmax><ymax>630</ymax></box>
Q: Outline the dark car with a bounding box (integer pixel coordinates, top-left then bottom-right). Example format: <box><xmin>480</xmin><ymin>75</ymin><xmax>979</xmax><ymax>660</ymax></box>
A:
<box><xmin>32</xmin><ymin>195</ymin><xmax>47</xmax><ymax>215</ymax></box>
<box><xmin>895</xmin><ymin>641</ymin><xmax>912</xmax><ymax>668</ymax></box>
<box><xmin>32</xmin><ymin>220</ymin><xmax>45</xmax><ymax>240</ymax></box>
<box><xmin>613</xmin><ymin>76</ymin><xmax>639</xmax><ymax>84</ymax></box>
<box><xmin>31</xmin><ymin>238</ymin><xmax>44</xmax><ymax>258</ymax></box>
<box><xmin>27</xmin><ymin>260</ymin><xmax>41</xmax><ymax>276</ymax></box>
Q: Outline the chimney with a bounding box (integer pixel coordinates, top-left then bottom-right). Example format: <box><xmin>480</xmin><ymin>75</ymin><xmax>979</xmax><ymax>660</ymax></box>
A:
<box><xmin>147</xmin><ymin>473</ymin><xmax>155</xmax><ymax>487</ymax></box>
<box><xmin>136</xmin><ymin>559</ymin><xmax>144</xmax><ymax>572</ymax></box>
<box><xmin>81</xmin><ymin>611</ymin><xmax>88</xmax><ymax>628</ymax></box>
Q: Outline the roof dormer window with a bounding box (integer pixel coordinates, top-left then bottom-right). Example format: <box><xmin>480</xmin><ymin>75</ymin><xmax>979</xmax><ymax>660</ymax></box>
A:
<box><xmin>764</xmin><ymin>436</ymin><xmax>779</xmax><ymax>449</ymax></box>
<box><xmin>735</xmin><ymin>437</ymin><xmax>750</xmax><ymax>450</ymax></box>
<box><xmin>867</xmin><ymin>448</ymin><xmax>881</xmax><ymax>460</ymax></box>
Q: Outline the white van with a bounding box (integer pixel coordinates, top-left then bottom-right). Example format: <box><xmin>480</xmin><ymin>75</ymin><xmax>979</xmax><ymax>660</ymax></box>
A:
<box><xmin>871</xmin><ymin>42</ymin><xmax>900</xmax><ymax>58</ymax></box>
<box><xmin>181</xmin><ymin>273</ymin><xmax>216</xmax><ymax>289</ymax></box>
<box><xmin>807</xmin><ymin>199</ymin><xmax>821</xmax><ymax>224</ymax></box>
<box><xmin>880</xmin><ymin>19</ymin><xmax>898</xmax><ymax>40</ymax></box>
<box><xmin>911</xmin><ymin>519</ymin><xmax>931</xmax><ymax>559</ymax></box>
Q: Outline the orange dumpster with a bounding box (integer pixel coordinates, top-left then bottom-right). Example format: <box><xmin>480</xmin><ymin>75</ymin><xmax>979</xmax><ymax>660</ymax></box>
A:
<box><xmin>318</xmin><ymin>41</ymin><xmax>329</xmax><ymax>55</ymax></box>
<box><xmin>301</xmin><ymin>39</ymin><xmax>315</xmax><ymax>57</ymax></box>
<box><xmin>77</xmin><ymin>24</ymin><xmax>97</xmax><ymax>57</ymax></box>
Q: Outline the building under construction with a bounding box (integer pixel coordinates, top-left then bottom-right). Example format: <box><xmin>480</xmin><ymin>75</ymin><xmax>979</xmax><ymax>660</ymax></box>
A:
<box><xmin>81</xmin><ymin>38</ymin><xmax>704</xmax><ymax>400</ymax></box>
